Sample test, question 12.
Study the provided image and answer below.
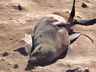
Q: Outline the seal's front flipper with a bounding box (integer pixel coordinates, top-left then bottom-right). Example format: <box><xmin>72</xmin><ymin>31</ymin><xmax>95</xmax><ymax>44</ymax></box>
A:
<box><xmin>70</xmin><ymin>32</ymin><xmax>81</xmax><ymax>44</ymax></box>
<box><xmin>74</xmin><ymin>18</ymin><xmax>96</xmax><ymax>26</ymax></box>
<box><xmin>29</xmin><ymin>36</ymin><xmax>35</xmax><ymax>55</ymax></box>
<box><xmin>20</xmin><ymin>34</ymin><xmax>33</xmax><ymax>55</ymax></box>
<box><xmin>68</xmin><ymin>0</ymin><xmax>75</xmax><ymax>23</ymax></box>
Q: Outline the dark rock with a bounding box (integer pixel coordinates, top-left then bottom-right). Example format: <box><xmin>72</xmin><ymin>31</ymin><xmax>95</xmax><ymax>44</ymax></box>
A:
<box><xmin>82</xmin><ymin>3</ymin><xmax>88</xmax><ymax>8</ymax></box>
<box><xmin>66</xmin><ymin>67</ymin><xmax>89</xmax><ymax>72</ymax></box>
<box><xmin>2</xmin><ymin>52</ymin><xmax>9</xmax><ymax>57</ymax></box>
<box><xmin>18</xmin><ymin>4</ymin><xmax>22</xmax><ymax>10</ymax></box>
<box><xmin>85</xmin><ymin>68</ymin><xmax>89</xmax><ymax>72</ymax></box>
<box><xmin>14</xmin><ymin>64</ymin><xmax>19</xmax><ymax>69</ymax></box>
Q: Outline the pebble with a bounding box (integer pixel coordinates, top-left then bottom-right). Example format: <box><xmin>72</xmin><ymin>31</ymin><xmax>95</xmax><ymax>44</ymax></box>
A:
<box><xmin>82</xmin><ymin>3</ymin><xmax>88</xmax><ymax>8</ymax></box>
<box><xmin>66</xmin><ymin>67</ymin><xmax>89</xmax><ymax>72</ymax></box>
<box><xmin>76</xmin><ymin>0</ymin><xmax>80</xmax><ymax>2</ymax></box>
<box><xmin>14</xmin><ymin>64</ymin><xmax>19</xmax><ymax>69</ymax></box>
<box><xmin>87</xmin><ymin>0</ymin><xmax>90</xmax><ymax>2</ymax></box>
<box><xmin>76</xmin><ymin>16</ymin><xmax>81</xmax><ymax>19</ymax></box>
<box><xmin>18</xmin><ymin>4</ymin><xmax>22</xmax><ymax>10</ymax></box>
<box><xmin>2</xmin><ymin>52</ymin><xmax>9</xmax><ymax>57</ymax></box>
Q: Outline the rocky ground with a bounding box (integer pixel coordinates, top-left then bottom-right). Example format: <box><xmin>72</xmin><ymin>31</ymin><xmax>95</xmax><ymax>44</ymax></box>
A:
<box><xmin>0</xmin><ymin>0</ymin><xmax>96</xmax><ymax>72</ymax></box>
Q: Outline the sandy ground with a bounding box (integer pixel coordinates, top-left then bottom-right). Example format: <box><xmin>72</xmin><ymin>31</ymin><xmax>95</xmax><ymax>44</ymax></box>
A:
<box><xmin>0</xmin><ymin>0</ymin><xmax>96</xmax><ymax>72</ymax></box>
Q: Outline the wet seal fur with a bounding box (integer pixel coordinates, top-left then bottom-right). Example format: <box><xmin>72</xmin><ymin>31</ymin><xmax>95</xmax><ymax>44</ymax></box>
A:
<box><xmin>26</xmin><ymin>0</ymin><xmax>96</xmax><ymax>65</ymax></box>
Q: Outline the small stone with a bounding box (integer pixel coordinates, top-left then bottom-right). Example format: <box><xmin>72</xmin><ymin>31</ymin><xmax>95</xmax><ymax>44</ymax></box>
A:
<box><xmin>85</xmin><ymin>67</ymin><xmax>89</xmax><ymax>72</ymax></box>
<box><xmin>18</xmin><ymin>4</ymin><xmax>22</xmax><ymax>10</ymax></box>
<box><xmin>65</xmin><ymin>11</ymin><xmax>69</xmax><ymax>13</ymax></box>
<box><xmin>14</xmin><ymin>64</ymin><xmax>18</xmax><ymax>69</ymax></box>
<box><xmin>2</xmin><ymin>52</ymin><xmax>9</xmax><ymax>57</ymax></box>
<box><xmin>66</xmin><ymin>67</ymin><xmax>89</xmax><ymax>72</ymax></box>
<box><xmin>50</xmin><ymin>5</ymin><xmax>54</xmax><ymax>7</ymax></box>
<box><xmin>82</xmin><ymin>3</ymin><xmax>88</xmax><ymax>8</ymax></box>
<box><xmin>87</xmin><ymin>0</ymin><xmax>90</xmax><ymax>2</ymax></box>
<box><xmin>77</xmin><ymin>16</ymin><xmax>81</xmax><ymax>19</ymax></box>
<box><xmin>10</xmin><ymin>38</ymin><xmax>13</xmax><ymax>40</ymax></box>
<box><xmin>18</xmin><ymin>18</ymin><xmax>26</xmax><ymax>24</ymax></box>
<box><xmin>0</xmin><ymin>21</ymin><xmax>8</xmax><ymax>28</ymax></box>
<box><xmin>2</xmin><ymin>58</ymin><xmax>5</xmax><ymax>61</ymax></box>
<box><xmin>76</xmin><ymin>0</ymin><xmax>80</xmax><ymax>2</ymax></box>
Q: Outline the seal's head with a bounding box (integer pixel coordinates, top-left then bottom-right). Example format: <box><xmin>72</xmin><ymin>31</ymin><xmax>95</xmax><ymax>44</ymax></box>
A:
<box><xmin>28</xmin><ymin>45</ymin><xmax>56</xmax><ymax>64</ymax></box>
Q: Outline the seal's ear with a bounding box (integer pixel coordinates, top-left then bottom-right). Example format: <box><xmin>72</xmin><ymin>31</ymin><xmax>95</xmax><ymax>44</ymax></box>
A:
<box><xmin>68</xmin><ymin>0</ymin><xmax>75</xmax><ymax>23</ymax></box>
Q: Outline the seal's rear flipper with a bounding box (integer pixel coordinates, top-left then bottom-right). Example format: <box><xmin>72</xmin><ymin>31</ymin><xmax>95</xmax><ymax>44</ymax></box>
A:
<box><xmin>70</xmin><ymin>32</ymin><xmax>81</xmax><ymax>44</ymax></box>
<box><xmin>80</xmin><ymin>34</ymin><xmax>93</xmax><ymax>43</ymax></box>
<box><xmin>70</xmin><ymin>32</ymin><xmax>93</xmax><ymax>44</ymax></box>
<box><xmin>74</xmin><ymin>18</ymin><xmax>96</xmax><ymax>26</ymax></box>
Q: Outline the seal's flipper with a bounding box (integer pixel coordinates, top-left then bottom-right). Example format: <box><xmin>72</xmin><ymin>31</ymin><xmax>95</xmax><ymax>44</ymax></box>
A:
<box><xmin>29</xmin><ymin>36</ymin><xmax>35</xmax><ymax>55</ymax></box>
<box><xmin>70</xmin><ymin>32</ymin><xmax>93</xmax><ymax>44</ymax></box>
<box><xmin>74</xmin><ymin>18</ymin><xmax>96</xmax><ymax>26</ymax></box>
<box><xmin>20</xmin><ymin>34</ymin><xmax>33</xmax><ymax>55</ymax></box>
<box><xmin>70</xmin><ymin>32</ymin><xmax>81</xmax><ymax>44</ymax></box>
<box><xmin>80</xmin><ymin>34</ymin><xmax>93</xmax><ymax>43</ymax></box>
<box><xmin>68</xmin><ymin>0</ymin><xmax>75</xmax><ymax>23</ymax></box>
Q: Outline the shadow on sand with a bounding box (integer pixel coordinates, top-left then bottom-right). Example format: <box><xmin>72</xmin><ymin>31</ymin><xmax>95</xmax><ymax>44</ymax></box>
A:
<box><xmin>14</xmin><ymin>47</ymin><xmax>28</xmax><ymax>56</ymax></box>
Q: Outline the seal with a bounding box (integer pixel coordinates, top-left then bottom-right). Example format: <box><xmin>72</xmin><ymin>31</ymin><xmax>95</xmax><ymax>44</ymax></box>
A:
<box><xmin>28</xmin><ymin>0</ymin><xmax>95</xmax><ymax>64</ymax></box>
<box><xmin>28</xmin><ymin>0</ymin><xmax>75</xmax><ymax>64</ymax></box>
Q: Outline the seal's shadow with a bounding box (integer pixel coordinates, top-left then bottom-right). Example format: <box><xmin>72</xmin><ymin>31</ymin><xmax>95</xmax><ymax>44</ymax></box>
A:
<box><xmin>25</xmin><ymin>48</ymin><xmax>68</xmax><ymax>71</ymax></box>
<box><xmin>14</xmin><ymin>47</ymin><xmax>28</xmax><ymax>56</ymax></box>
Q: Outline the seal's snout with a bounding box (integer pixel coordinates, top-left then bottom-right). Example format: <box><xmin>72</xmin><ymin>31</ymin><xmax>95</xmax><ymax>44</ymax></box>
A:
<box><xmin>28</xmin><ymin>57</ymin><xmax>38</xmax><ymax>64</ymax></box>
